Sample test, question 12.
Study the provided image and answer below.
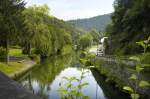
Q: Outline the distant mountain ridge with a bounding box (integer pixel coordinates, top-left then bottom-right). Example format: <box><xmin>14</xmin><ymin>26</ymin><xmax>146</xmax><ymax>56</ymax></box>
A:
<box><xmin>68</xmin><ymin>14</ymin><xmax>111</xmax><ymax>32</ymax></box>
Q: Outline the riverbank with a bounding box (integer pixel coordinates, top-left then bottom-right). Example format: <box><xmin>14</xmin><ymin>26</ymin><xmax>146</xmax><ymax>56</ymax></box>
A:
<box><xmin>87</xmin><ymin>47</ymin><xmax>150</xmax><ymax>99</ymax></box>
<box><xmin>0</xmin><ymin>71</ymin><xmax>41</xmax><ymax>99</ymax></box>
<box><xmin>0</xmin><ymin>59</ymin><xmax>37</xmax><ymax>80</ymax></box>
<box><xmin>90</xmin><ymin>56</ymin><xmax>150</xmax><ymax>99</ymax></box>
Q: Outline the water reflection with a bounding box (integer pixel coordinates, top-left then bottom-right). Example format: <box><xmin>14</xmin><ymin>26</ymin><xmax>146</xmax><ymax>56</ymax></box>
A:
<box><xmin>17</xmin><ymin>54</ymin><xmax>129</xmax><ymax>99</ymax></box>
<box><xmin>49</xmin><ymin>67</ymin><xmax>107</xmax><ymax>99</ymax></box>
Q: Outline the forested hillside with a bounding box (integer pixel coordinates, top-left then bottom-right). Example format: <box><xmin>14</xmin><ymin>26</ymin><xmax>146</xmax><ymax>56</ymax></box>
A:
<box><xmin>106</xmin><ymin>0</ymin><xmax>150</xmax><ymax>54</ymax></box>
<box><xmin>68</xmin><ymin>14</ymin><xmax>111</xmax><ymax>32</ymax></box>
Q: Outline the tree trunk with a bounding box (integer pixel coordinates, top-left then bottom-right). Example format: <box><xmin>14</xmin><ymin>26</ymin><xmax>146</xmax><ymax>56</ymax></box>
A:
<box><xmin>6</xmin><ymin>39</ymin><xmax>9</xmax><ymax>63</ymax></box>
<box><xmin>22</xmin><ymin>42</ymin><xmax>31</xmax><ymax>55</ymax></box>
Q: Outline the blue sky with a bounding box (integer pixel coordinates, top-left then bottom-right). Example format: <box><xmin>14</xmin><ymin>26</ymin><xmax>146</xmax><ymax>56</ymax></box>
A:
<box><xmin>25</xmin><ymin>0</ymin><xmax>114</xmax><ymax>20</ymax></box>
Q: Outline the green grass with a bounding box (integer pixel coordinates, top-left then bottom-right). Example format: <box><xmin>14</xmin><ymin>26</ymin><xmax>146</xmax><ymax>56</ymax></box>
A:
<box><xmin>91</xmin><ymin>45</ymin><xmax>98</xmax><ymax>48</ymax></box>
<box><xmin>86</xmin><ymin>45</ymin><xmax>98</xmax><ymax>51</ymax></box>
<box><xmin>9</xmin><ymin>48</ymin><xmax>22</xmax><ymax>56</ymax></box>
<box><xmin>0</xmin><ymin>62</ymin><xmax>25</xmax><ymax>75</ymax></box>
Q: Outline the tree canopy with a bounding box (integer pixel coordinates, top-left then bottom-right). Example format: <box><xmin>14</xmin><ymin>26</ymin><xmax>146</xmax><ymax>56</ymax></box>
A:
<box><xmin>106</xmin><ymin>0</ymin><xmax>150</xmax><ymax>54</ymax></box>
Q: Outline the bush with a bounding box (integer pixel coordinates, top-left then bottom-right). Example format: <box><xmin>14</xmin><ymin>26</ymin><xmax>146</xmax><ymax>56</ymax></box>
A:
<box><xmin>0</xmin><ymin>47</ymin><xmax>7</xmax><ymax>61</ymax></box>
<box><xmin>141</xmin><ymin>52</ymin><xmax>150</xmax><ymax>64</ymax></box>
<box><xmin>0</xmin><ymin>47</ymin><xmax>7</xmax><ymax>57</ymax></box>
<box><xmin>79</xmin><ymin>33</ymin><xmax>93</xmax><ymax>50</ymax></box>
<box><xmin>61</xmin><ymin>45</ymin><xmax>72</xmax><ymax>55</ymax></box>
<box><xmin>29</xmin><ymin>54</ymin><xmax>40</xmax><ymax>63</ymax></box>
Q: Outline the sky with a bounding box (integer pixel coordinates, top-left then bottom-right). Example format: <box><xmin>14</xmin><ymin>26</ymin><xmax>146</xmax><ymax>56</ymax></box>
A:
<box><xmin>25</xmin><ymin>0</ymin><xmax>114</xmax><ymax>20</ymax></box>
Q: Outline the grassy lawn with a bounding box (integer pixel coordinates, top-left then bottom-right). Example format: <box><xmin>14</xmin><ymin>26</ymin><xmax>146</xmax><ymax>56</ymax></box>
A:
<box><xmin>91</xmin><ymin>45</ymin><xmax>98</xmax><ymax>48</ymax></box>
<box><xmin>9</xmin><ymin>48</ymin><xmax>22</xmax><ymax>56</ymax></box>
<box><xmin>0</xmin><ymin>62</ymin><xmax>25</xmax><ymax>75</ymax></box>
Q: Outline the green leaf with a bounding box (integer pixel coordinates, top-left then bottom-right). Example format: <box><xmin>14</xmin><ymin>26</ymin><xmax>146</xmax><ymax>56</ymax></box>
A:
<box><xmin>75</xmin><ymin>78</ymin><xmax>80</xmax><ymax>82</ymax></box>
<box><xmin>79</xmin><ymin>83</ymin><xmax>89</xmax><ymax>88</ymax></box>
<box><xmin>69</xmin><ymin>77</ymin><xmax>77</xmax><ymax>81</ymax></box>
<box><xmin>123</xmin><ymin>86</ymin><xmax>134</xmax><ymax>93</ymax></box>
<box><xmin>88</xmin><ymin>66</ymin><xmax>95</xmax><ymax>69</ymax></box>
<box><xmin>78</xmin><ymin>83</ymin><xmax>88</xmax><ymax>89</ymax></box>
<box><xmin>63</xmin><ymin>76</ymin><xmax>69</xmax><ymax>81</ymax></box>
<box><xmin>76</xmin><ymin>92</ymin><xmax>84</xmax><ymax>97</ymax></box>
<box><xmin>83</xmin><ymin>96</ymin><xmax>90</xmax><ymax>99</ymax></box>
<box><xmin>81</xmin><ymin>75</ymin><xmax>85</xmax><ymax>79</ymax></box>
<box><xmin>67</xmin><ymin>84</ymin><xmax>72</xmax><ymax>89</ymax></box>
<box><xmin>139</xmin><ymin>80</ymin><xmax>150</xmax><ymax>88</ymax></box>
<box><xmin>142</xmin><ymin>64</ymin><xmax>150</xmax><ymax>67</ymax></box>
<box><xmin>131</xmin><ymin>94</ymin><xmax>140</xmax><ymax>99</ymax></box>
<box><xmin>57</xmin><ymin>87</ymin><xmax>68</xmax><ymax>95</ymax></box>
<box><xmin>80</xmin><ymin>59</ymin><xmax>87</xmax><ymax>65</ymax></box>
<box><xmin>129</xmin><ymin>56</ymin><xmax>140</xmax><ymax>62</ymax></box>
<box><xmin>148</xmin><ymin>36</ymin><xmax>150</xmax><ymax>41</ymax></box>
<box><xmin>136</xmin><ymin>41</ymin><xmax>146</xmax><ymax>49</ymax></box>
<box><xmin>63</xmin><ymin>76</ymin><xmax>77</xmax><ymax>82</ymax></box>
<box><xmin>136</xmin><ymin>64</ymin><xmax>144</xmax><ymax>72</ymax></box>
<box><xmin>129</xmin><ymin>74</ymin><xmax>137</xmax><ymax>80</ymax></box>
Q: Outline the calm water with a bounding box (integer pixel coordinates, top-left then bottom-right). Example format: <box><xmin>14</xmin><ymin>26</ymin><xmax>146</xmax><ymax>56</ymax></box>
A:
<box><xmin>17</xmin><ymin>54</ymin><xmax>130</xmax><ymax>99</ymax></box>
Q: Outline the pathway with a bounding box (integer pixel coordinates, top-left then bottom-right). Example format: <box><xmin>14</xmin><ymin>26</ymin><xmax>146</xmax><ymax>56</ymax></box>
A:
<box><xmin>0</xmin><ymin>71</ymin><xmax>41</xmax><ymax>99</ymax></box>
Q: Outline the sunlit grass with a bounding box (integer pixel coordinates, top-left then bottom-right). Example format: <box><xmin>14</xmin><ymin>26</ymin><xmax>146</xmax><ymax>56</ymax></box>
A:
<box><xmin>91</xmin><ymin>45</ymin><xmax>98</xmax><ymax>48</ymax></box>
<box><xmin>0</xmin><ymin>62</ymin><xmax>25</xmax><ymax>75</ymax></box>
<box><xmin>9</xmin><ymin>48</ymin><xmax>22</xmax><ymax>56</ymax></box>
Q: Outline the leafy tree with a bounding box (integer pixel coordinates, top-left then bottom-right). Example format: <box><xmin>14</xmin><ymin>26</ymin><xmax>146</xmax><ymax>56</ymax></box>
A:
<box><xmin>107</xmin><ymin>0</ymin><xmax>150</xmax><ymax>54</ymax></box>
<box><xmin>0</xmin><ymin>0</ymin><xmax>25</xmax><ymax>62</ymax></box>
<box><xmin>89</xmin><ymin>30</ymin><xmax>100</xmax><ymax>43</ymax></box>
<box><xmin>22</xmin><ymin>5</ymin><xmax>73</xmax><ymax>57</ymax></box>
<box><xmin>21</xmin><ymin>4</ymin><xmax>50</xmax><ymax>55</ymax></box>
<box><xmin>79</xmin><ymin>33</ymin><xmax>93</xmax><ymax>50</ymax></box>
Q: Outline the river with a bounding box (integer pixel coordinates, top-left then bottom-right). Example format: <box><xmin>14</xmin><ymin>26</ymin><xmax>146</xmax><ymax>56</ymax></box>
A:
<box><xmin>17</xmin><ymin>54</ymin><xmax>130</xmax><ymax>99</ymax></box>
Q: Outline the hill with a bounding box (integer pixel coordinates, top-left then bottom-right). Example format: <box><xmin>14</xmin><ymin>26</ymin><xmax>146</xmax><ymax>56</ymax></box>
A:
<box><xmin>68</xmin><ymin>14</ymin><xmax>111</xmax><ymax>32</ymax></box>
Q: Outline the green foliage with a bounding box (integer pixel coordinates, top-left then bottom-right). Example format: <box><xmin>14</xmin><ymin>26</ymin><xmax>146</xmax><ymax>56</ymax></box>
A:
<box><xmin>123</xmin><ymin>37</ymin><xmax>150</xmax><ymax>99</ymax></box>
<box><xmin>0</xmin><ymin>47</ymin><xmax>7</xmax><ymax>57</ymax></box>
<box><xmin>136</xmin><ymin>36</ymin><xmax>150</xmax><ymax>53</ymax></box>
<box><xmin>129</xmin><ymin>56</ymin><xmax>140</xmax><ymax>62</ymax></box>
<box><xmin>129</xmin><ymin>74</ymin><xmax>137</xmax><ymax>80</ymax></box>
<box><xmin>0</xmin><ymin>0</ymin><xmax>25</xmax><ymax>63</ymax></box>
<box><xmin>58</xmin><ymin>70</ymin><xmax>89</xmax><ymax>99</ymax></box>
<box><xmin>68</xmin><ymin>14</ymin><xmax>111</xmax><ymax>32</ymax></box>
<box><xmin>28</xmin><ymin>54</ymin><xmax>40</xmax><ymax>63</ymax></box>
<box><xmin>79</xmin><ymin>33</ymin><xmax>93</xmax><ymax>50</ymax></box>
<box><xmin>9</xmin><ymin>48</ymin><xmax>22</xmax><ymax>56</ymax></box>
<box><xmin>61</xmin><ymin>45</ymin><xmax>72</xmax><ymax>55</ymax></box>
<box><xmin>107</xmin><ymin>0</ymin><xmax>150</xmax><ymax>54</ymax></box>
<box><xmin>0</xmin><ymin>62</ymin><xmax>25</xmax><ymax>75</ymax></box>
<box><xmin>22</xmin><ymin>5</ymin><xmax>73</xmax><ymax>56</ymax></box>
<box><xmin>79</xmin><ymin>51</ymin><xmax>96</xmax><ymax>67</ymax></box>
<box><xmin>0</xmin><ymin>0</ymin><xmax>25</xmax><ymax>42</ymax></box>
<box><xmin>89</xmin><ymin>30</ymin><xmax>101</xmax><ymax>43</ymax></box>
<box><xmin>141</xmin><ymin>52</ymin><xmax>150</xmax><ymax>64</ymax></box>
<box><xmin>123</xmin><ymin>60</ymin><xmax>150</xmax><ymax>99</ymax></box>
<box><xmin>139</xmin><ymin>81</ymin><xmax>150</xmax><ymax>88</ymax></box>
<box><xmin>131</xmin><ymin>94</ymin><xmax>140</xmax><ymax>99</ymax></box>
<box><xmin>123</xmin><ymin>86</ymin><xmax>134</xmax><ymax>93</ymax></box>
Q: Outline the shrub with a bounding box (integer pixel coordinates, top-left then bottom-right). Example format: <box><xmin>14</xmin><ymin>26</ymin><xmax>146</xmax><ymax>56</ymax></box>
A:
<box><xmin>29</xmin><ymin>54</ymin><xmax>40</xmax><ymax>63</ymax></box>
<box><xmin>141</xmin><ymin>52</ymin><xmax>150</xmax><ymax>64</ymax></box>
<box><xmin>0</xmin><ymin>47</ymin><xmax>7</xmax><ymax>57</ymax></box>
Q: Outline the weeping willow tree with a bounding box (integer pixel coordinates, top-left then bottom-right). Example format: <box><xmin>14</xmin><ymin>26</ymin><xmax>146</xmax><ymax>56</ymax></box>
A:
<box><xmin>21</xmin><ymin>5</ymin><xmax>50</xmax><ymax>55</ymax></box>
<box><xmin>22</xmin><ymin>5</ymin><xmax>73</xmax><ymax>57</ymax></box>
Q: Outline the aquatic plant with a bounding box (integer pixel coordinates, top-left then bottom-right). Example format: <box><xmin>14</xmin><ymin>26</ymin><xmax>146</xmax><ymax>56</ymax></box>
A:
<box><xmin>57</xmin><ymin>69</ymin><xmax>89</xmax><ymax>99</ymax></box>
